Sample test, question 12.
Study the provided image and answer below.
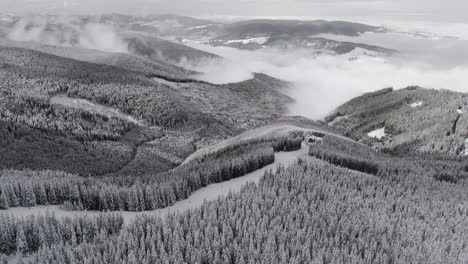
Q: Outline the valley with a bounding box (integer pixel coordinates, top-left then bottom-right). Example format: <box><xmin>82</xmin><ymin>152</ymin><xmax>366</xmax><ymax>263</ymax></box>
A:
<box><xmin>0</xmin><ymin>12</ymin><xmax>467</xmax><ymax>264</ymax></box>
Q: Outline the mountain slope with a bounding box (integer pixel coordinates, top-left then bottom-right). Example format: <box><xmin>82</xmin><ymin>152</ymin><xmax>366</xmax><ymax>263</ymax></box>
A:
<box><xmin>327</xmin><ymin>87</ymin><xmax>468</xmax><ymax>156</ymax></box>
<box><xmin>0</xmin><ymin>38</ymin><xmax>195</xmax><ymax>78</ymax></box>
<box><xmin>0</xmin><ymin>45</ymin><xmax>292</xmax><ymax>176</ymax></box>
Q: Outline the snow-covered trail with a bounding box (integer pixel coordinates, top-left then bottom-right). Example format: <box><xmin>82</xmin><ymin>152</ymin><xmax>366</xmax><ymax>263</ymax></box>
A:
<box><xmin>50</xmin><ymin>95</ymin><xmax>144</xmax><ymax>126</ymax></box>
<box><xmin>0</xmin><ymin>145</ymin><xmax>309</xmax><ymax>224</ymax></box>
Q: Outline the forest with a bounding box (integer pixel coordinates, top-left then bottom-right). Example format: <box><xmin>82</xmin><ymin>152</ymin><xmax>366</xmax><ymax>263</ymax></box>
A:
<box><xmin>309</xmin><ymin>135</ymin><xmax>468</xmax><ymax>183</ymax></box>
<box><xmin>2</xmin><ymin>155</ymin><xmax>468</xmax><ymax>263</ymax></box>
<box><xmin>1</xmin><ymin>20</ymin><xmax>468</xmax><ymax>263</ymax></box>
<box><xmin>0</xmin><ymin>45</ymin><xmax>292</xmax><ymax>176</ymax></box>
<box><xmin>0</xmin><ymin>136</ymin><xmax>302</xmax><ymax>212</ymax></box>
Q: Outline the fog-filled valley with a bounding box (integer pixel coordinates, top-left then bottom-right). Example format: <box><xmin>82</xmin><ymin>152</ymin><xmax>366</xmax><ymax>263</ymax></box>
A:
<box><xmin>185</xmin><ymin>27</ymin><xmax>468</xmax><ymax>119</ymax></box>
<box><xmin>0</xmin><ymin>10</ymin><xmax>467</xmax><ymax>264</ymax></box>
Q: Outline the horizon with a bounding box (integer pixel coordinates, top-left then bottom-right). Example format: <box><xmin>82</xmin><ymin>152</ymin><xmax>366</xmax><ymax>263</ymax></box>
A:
<box><xmin>2</xmin><ymin>0</ymin><xmax>468</xmax><ymax>24</ymax></box>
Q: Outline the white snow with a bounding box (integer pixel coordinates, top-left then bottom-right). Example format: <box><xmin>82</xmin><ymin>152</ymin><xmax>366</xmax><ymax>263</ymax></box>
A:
<box><xmin>225</xmin><ymin>37</ymin><xmax>269</xmax><ymax>45</ymax></box>
<box><xmin>457</xmin><ymin>109</ymin><xmax>463</xmax><ymax>114</ymax></box>
<box><xmin>50</xmin><ymin>95</ymin><xmax>144</xmax><ymax>126</ymax></box>
<box><xmin>305</xmin><ymin>42</ymin><xmax>319</xmax><ymax>47</ymax></box>
<box><xmin>465</xmin><ymin>139</ymin><xmax>468</xmax><ymax>156</ymax></box>
<box><xmin>409</xmin><ymin>101</ymin><xmax>423</xmax><ymax>108</ymax></box>
<box><xmin>188</xmin><ymin>24</ymin><xmax>214</xmax><ymax>30</ymax></box>
<box><xmin>152</xmin><ymin>77</ymin><xmax>187</xmax><ymax>89</ymax></box>
<box><xmin>367</xmin><ymin>127</ymin><xmax>386</xmax><ymax>139</ymax></box>
<box><xmin>0</xmin><ymin>145</ymin><xmax>309</xmax><ymax>225</ymax></box>
<box><xmin>344</xmin><ymin>47</ymin><xmax>383</xmax><ymax>60</ymax></box>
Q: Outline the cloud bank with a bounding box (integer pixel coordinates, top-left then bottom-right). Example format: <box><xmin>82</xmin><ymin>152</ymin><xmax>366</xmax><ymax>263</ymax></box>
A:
<box><xmin>187</xmin><ymin>38</ymin><xmax>468</xmax><ymax>120</ymax></box>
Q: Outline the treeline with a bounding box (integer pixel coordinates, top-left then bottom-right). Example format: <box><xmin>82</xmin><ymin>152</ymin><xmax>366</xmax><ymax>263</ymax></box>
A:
<box><xmin>0</xmin><ymin>213</ymin><xmax>123</xmax><ymax>256</ymax></box>
<box><xmin>187</xmin><ymin>134</ymin><xmax>303</xmax><ymax>165</ymax></box>
<box><xmin>309</xmin><ymin>136</ymin><xmax>380</xmax><ymax>175</ymax></box>
<box><xmin>309</xmin><ymin>135</ymin><xmax>468</xmax><ymax>182</ymax></box>
<box><xmin>12</xmin><ymin>157</ymin><xmax>468</xmax><ymax>263</ymax></box>
<box><xmin>146</xmin><ymin>73</ymin><xmax>211</xmax><ymax>85</ymax></box>
<box><xmin>0</xmin><ymin>141</ymin><xmax>277</xmax><ymax>212</ymax></box>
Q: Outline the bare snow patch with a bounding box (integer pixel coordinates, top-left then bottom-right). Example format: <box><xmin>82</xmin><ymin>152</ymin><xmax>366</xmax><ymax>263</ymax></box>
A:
<box><xmin>225</xmin><ymin>37</ymin><xmax>269</xmax><ymax>45</ymax></box>
<box><xmin>410</xmin><ymin>101</ymin><xmax>424</xmax><ymax>108</ymax></box>
<box><xmin>188</xmin><ymin>24</ymin><xmax>215</xmax><ymax>30</ymax></box>
<box><xmin>457</xmin><ymin>108</ymin><xmax>464</xmax><ymax>114</ymax></box>
<box><xmin>50</xmin><ymin>95</ymin><xmax>144</xmax><ymax>126</ymax></box>
<box><xmin>368</xmin><ymin>127</ymin><xmax>386</xmax><ymax>139</ymax></box>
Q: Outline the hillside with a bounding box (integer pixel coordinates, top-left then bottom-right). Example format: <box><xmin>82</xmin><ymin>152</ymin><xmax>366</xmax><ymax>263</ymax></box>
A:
<box><xmin>0</xmin><ymin>45</ymin><xmax>292</xmax><ymax>176</ymax></box>
<box><xmin>327</xmin><ymin>87</ymin><xmax>468</xmax><ymax>156</ymax></box>
<box><xmin>0</xmin><ymin>38</ymin><xmax>195</xmax><ymax>78</ymax></box>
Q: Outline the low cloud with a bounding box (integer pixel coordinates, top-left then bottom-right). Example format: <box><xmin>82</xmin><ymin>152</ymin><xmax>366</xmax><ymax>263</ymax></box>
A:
<box><xmin>6</xmin><ymin>16</ymin><xmax>128</xmax><ymax>53</ymax></box>
<box><xmin>187</xmin><ymin>39</ymin><xmax>468</xmax><ymax>120</ymax></box>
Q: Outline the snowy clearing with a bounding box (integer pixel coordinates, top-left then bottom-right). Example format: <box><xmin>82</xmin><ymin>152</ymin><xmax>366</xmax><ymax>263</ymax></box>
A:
<box><xmin>50</xmin><ymin>95</ymin><xmax>144</xmax><ymax>125</ymax></box>
<box><xmin>410</xmin><ymin>101</ymin><xmax>424</xmax><ymax>108</ymax></box>
<box><xmin>368</xmin><ymin>127</ymin><xmax>386</xmax><ymax>139</ymax></box>
<box><xmin>0</xmin><ymin>145</ymin><xmax>308</xmax><ymax>225</ymax></box>
<box><xmin>457</xmin><ymin>108</ymin><xmax>463</xmax><ymax>114</ymax></box>
<box><xmin>152</xmin><ymin>77</ymin><xmax>188</xmax><ymax>89</ymax></box>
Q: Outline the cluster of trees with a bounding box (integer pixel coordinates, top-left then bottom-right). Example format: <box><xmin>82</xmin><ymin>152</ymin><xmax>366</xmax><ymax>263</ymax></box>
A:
<box><xmin>0</xmin><ymin>118</ymin><xmax>145</xmax><ymax>175</ymax></box>
<box><xmin>309</xmin><ymin>135</ymin><xmax>381</xmax><ymax>175</ymax></box>
<box><xmin>0</xmin><ymin>141</ymin><xmax>278</xmax><ymax>212</ymax></box>
<box><xmin>8</xmin><ymin>156</ymin><xmax>468</xmax><ymax>263</ymax></box>
<box><xmin>309</xmin><ymin>135</ymin><xmax>468</xmax><ymax>182</ymax></box>
<box><xmin>0</xmin><ymin>213</ymin><xmax>123</xmax><ymax>256</ymax></box>
<box><xmin>1</xmin><ymin>97</ymin><xmax>136</xmax><ymax>142</ymax></box>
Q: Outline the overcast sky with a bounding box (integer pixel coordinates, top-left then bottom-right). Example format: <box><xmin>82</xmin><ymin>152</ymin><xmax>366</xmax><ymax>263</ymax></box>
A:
<box><xmin>2</xmin><ymin>0</ymin><xmax>468</xmax><ymax>23</ymax></box>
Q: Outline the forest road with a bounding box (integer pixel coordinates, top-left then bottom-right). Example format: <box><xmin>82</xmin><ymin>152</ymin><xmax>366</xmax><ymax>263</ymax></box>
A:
<box><xmin>0</xmin><ymin>144</ymin><xmax>309</xmax><ymax>224</ymax></box>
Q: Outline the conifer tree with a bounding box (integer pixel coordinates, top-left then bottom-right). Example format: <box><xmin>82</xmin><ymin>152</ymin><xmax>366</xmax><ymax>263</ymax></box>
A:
<box><xmin>0</xmin><ymin>191</ymin><xmax>8</xmax><ymax>210</ymax></box>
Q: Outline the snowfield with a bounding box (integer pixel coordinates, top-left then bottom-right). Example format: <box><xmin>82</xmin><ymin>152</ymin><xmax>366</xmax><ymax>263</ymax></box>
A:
<box><xmin>0</xmin><ymin>145</ymin><xmax>309</xmax><ymax>224</ymax></box>
<box><xmin>368</xmin><ymin>127</ymin><xmax>386</xmax><ymax>139</ymax></box>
